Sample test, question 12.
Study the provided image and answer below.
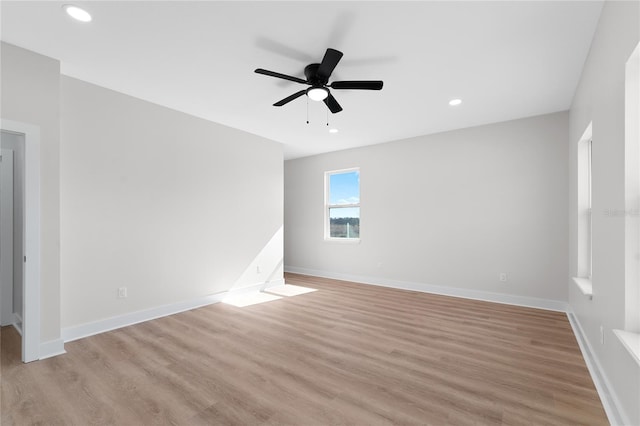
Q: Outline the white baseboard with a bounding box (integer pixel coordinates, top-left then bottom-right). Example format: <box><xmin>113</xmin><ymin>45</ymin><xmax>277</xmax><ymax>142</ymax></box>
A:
<box><xmin>228</xmin><ymin>278</ymin><xmax>284</xmax><ymax>295</ymax></box>
<box><xmin>39</xmin><ymin>338</ymin><xmax>66</xmax><ymax>360</ymax></box>
<box><xmin>62</xmin><ymin>279</ymin><xmax>282</xmax><ymax>343</ymax></box>
<box><xmin>567</xmin><ymin>312</ymin><xmax>628</xmax><ymax>426</ymax></box>
<box><xmin>284</xmin><ymin>266</ymin><xmax>569</xmax><ymax>312</ymax></box>
<box><xmin>268</xmin><ymin>278</ymin><xmax>285</xmax><ymax>288</ymax></box>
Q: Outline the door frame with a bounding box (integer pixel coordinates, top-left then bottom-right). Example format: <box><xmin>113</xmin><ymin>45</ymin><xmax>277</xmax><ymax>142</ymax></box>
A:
<box><xmin>1</xmin><ymin>119</ymin><xmax>41</xmax><ymax>362</ymax></box>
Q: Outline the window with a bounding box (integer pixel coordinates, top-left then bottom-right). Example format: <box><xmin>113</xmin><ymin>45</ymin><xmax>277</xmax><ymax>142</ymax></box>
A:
<box><xmin>583</xmin><ymin>136</ymin><xmax>593</xmax><ymax>279</ymax></box>
<box><xmin>325</xmin><ymin>168</ymin><xmax>360</xmax><ymax>240</ymax></box>
<box><xmin>573</xmin><ymin>123</ymin><xmax>593</xmax><ymax>298</ymax></box>
<box><xmin>624</xmin><ymin>41</ymin><xmax>640</xmax><ymax>334</ymax></box>
<box><xmin>616</xmin><ymin>41</ymin><xmax>640</xmax><ymax>365</ymax></box>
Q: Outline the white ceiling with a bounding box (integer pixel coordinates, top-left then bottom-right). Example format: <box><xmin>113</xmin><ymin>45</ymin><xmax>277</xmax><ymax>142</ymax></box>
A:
<box><xmin>1</xmin><ymin>1</ymin><xmax>603</xmax><ymax>159</ymax></box>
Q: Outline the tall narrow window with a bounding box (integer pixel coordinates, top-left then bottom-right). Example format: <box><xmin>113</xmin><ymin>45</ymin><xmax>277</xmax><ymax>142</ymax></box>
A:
<box><xmin>325</xmin><ymin>168</ymin><xmax>360</xmax><ymax>240</ymax></box>
<box><xmin>586</xmin><ymin>137</ymin><xmax>593</xmax><ymax>278</ymax></box>
<box><xmin>624</xmin><ymin>41</ymin><xmax>640</xmax><ymax>334</ymax></box>
<box><xmin>615</xmin><ymin>41</ymin><xmax>640</xmax><ymax>364</ymax></box>
<box><xmin>574</xmin><ymin>124</ymin><xmax>593</xmax><ymax>298</ymax></box>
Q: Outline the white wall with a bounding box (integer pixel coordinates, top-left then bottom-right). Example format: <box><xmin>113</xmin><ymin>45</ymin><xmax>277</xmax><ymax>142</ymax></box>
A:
<box><xmin>1</xmin><ymin>42</ymin><xmax>61</xmax><ymax>343</ymax></box>
<box><xmin>285</xmin><ymin>112</ymin><xmax>569</xmax><ymax>304</ymax></box>
<box><xmin>568</xmin><ymin>1</ymin><xmax>640</xmax><ymax>424</ymax></box>
<box><xmin>60</xmin><ymin>76</ymin><xmax>283</xmax><ymax>328</ymax></box>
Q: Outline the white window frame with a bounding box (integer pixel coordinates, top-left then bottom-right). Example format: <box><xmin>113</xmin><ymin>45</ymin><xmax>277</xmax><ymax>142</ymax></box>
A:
<box><xmin>623</xmin><ymin>41</ymin><xmax>640</xmax><ymax>335</ymax></box>
<box><xmin>616</xmin><ymin>41</ymin><xmax>640</xmax><ymax>367</ymax></box>
<box><xmin>324</xmin><ymin>167</ymin><xmax>360</xmax><ymax>242</ymax></box>
<box><xmin>573</xmin><ymin>123</ymin><xmax>593</xmax><ymax>298</ymax></box>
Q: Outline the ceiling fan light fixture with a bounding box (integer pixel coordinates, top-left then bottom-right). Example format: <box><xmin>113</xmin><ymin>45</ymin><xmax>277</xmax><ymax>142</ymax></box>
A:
<box><xmin>449</xmin><ymin>98</ymin><xmax>462</xmax><ymax>106</ymax></box>
<box><xmin>307</xmin><ymin>87</ymin><xmax>329</xmax><ymax>102</ymax></box>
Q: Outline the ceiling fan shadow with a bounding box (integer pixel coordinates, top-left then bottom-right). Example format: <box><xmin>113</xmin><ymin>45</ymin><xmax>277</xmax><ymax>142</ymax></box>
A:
<box><xmin>255</xmin><ymin>37</ymin><xmax>314</xmax><ymax>63</ymax></box>
<box><xmin>254</xmin><ymin>37</ymin><xmax>313</xmax><ymax>87</ymax></box>
<box><xmin>340</xmin><ymin>55</ymin><xmax>398</xmax><ymax>67</ymax></box>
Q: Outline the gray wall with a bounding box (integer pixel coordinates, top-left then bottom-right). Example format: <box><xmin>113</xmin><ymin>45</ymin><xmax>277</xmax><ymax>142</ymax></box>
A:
<box><xmin>285</xmin><ymin>111</ymin><xmax>569</xmax><ymax>302</ymax></box>
<box><xmin>60</xmin><ymin>76</ymin><xmax>283</xmax><ymax>328</ymax></box>
<box><xmin>568</xmin><ymin>1</ymin><xmax>640</xmax><ymax>424</ymax></box>
<box><xmin>1</xmin><ymin>42</ymin><xmax>61</xmax><ymax>343</ymax></box>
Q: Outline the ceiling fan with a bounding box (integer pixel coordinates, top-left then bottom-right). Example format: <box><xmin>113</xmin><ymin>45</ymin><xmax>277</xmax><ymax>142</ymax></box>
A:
<box><xmin>255</xmin><ymin>48</ymin><xmax>383</xmax><ymax>114</ymax></box>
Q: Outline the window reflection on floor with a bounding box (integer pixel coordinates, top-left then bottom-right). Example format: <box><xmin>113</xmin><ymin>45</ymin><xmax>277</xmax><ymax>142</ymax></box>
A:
<box><xmin>222</xmin><ymin>284</ymin><xmax>317</xmax><ymax>307</ymax></box>
<box><xmin>265</xmin><ymin>284</ymin><xmax>317</xmax><ymax>297</ymax></box>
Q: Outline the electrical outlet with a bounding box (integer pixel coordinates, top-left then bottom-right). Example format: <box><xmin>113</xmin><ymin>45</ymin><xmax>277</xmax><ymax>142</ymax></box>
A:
<box><xmin>118</xmin><ymin>287</ymin><xmax>127</xmax><ymax>299</ymax></box>
<box><xmin>499</xmin><ymin>273</ymin><xmax>508</xmax><ymax>282</ymax></box>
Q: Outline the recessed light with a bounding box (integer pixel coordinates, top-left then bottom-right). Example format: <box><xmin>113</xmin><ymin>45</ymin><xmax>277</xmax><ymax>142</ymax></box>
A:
<box><xmin>63</xmin><ymin>5</ymin><xmax>92</xmax><ymax>22</ymax></box>
<box><xmin>449</xmin><ymin>99</ymin><xmax>462</xmax><ymax>106</ymax></box>
<box><xmin>329</xmin><ymin>128</ymin><xmax>339</xmax><ymax>134</ymax></box>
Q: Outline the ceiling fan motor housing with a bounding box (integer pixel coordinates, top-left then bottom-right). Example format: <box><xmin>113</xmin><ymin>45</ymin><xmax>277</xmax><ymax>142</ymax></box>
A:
<box><xmin>304</xmin><ymin>64</ymin><xmax>326</xmax><ymax>86</ymax></box>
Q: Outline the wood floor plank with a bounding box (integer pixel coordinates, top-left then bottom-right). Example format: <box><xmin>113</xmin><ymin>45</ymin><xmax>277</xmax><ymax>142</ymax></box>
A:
<box><xmin>1</xmin><ymin>273</ymin><xmax>609</xmax><ymax>425</ymax></box>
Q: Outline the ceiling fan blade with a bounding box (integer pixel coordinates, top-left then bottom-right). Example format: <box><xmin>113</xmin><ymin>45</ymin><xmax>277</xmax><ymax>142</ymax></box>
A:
<box><xmin>331</xmin><ymin>80</ymin><xmax>384</xmax><ymax>90</ymax></box>
<box><xmin>273</xmin><ymin>90</ymin><xmax>307</xmax><ymax>107</ymax></box>
<box><xmin>317</xmin><ymin>48</ymin><xmax>343</xmax><ymax>80</ymax></box>
<box><xmin>255</xmin><ymin>68</ymin><xmax>308</xmax><ymax>85</ymax></box>
<box><xmin>323</xmin><ymin>93</ymin><xmax>343</xmax><ymax>114</ymax></box>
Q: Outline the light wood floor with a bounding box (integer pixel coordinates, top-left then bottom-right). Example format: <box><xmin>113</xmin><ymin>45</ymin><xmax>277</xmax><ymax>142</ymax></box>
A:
<box><xmin>1</xmin><ymin>273</ymin><xmax>608</xmax><ymax>425</ymax></box>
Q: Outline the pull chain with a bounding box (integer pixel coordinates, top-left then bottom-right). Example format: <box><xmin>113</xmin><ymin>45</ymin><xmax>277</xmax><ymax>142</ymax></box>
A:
<box><xmin>326</xmin><ymin>107</ymin><xmax>329</xmax><ymax>127</ymax></box>
<box><xmin>306</xmin><ymin>97</ymin><xmax>309</xmax><ymax>124</ymax></box>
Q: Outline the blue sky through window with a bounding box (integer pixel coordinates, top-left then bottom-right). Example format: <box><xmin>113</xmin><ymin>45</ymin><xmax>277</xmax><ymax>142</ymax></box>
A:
<box><xmin>329</xmin><ymin>170</ymin><xmax>360</xmax><ymax>205</ymax></box>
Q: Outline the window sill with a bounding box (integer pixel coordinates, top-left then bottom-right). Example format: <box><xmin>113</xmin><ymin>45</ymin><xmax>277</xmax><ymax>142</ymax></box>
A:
<box><xmin>572</xmin><ymin>277</ymin><xmax>593</xmax><ymax>300</ymax></box>
<box><xmin>613</xmin><ymin>329</ymin><xmax>640</xmax><ymax>366</ymax></box>
<box><xmin>324</xmin><ymin>238</ymin><xmax>361</xmax><ymax>244</ymax></box>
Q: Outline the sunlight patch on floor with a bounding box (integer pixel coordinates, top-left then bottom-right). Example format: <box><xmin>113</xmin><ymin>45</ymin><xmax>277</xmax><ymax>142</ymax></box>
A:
<box><xmin>222</xmin><ymin>292</ymin><xmax>282</xmax><ymax>307</ymax></box>
<box><xmin>265</xmin><ymin>284</ymin><xmax>317</xmax><ymax>297</ymax></box>
<box><xmin>222</xmin><ymin>284</ymin><xmax>317</xmax><ymax>308</ymax></box>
